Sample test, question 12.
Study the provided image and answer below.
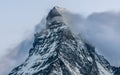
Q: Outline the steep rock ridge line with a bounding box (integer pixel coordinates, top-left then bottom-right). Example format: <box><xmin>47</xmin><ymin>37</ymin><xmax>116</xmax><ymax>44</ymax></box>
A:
<box><xmin>9</xmin><ymin>6</ymin><xmax>114</xmax><ymax>75</ymax></box>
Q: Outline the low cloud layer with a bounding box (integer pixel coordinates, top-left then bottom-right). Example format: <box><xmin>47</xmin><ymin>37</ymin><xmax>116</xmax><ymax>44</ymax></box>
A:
<box><xmin>1</xmin><ymin>11</ymin><xmax>120</xmax><ymax>75</ymax></box>
<box><xmin>0</xmin><ymin>38</ymin><xmax>33</xmax><ymax>75</ymax></box>
<box><xmin>48</xmin><ymin>9</ymin><xmax>120</xmax><ymax>66</ymax></box>
<box><xmin>0</xmin><ymin>19</ymin><xmax>46</xmax><ymax>75</ymax></box>
<box><xmin>68</xmin><ymin>11</ymin><xmax>120</xmax><ymax>66</ymax></box>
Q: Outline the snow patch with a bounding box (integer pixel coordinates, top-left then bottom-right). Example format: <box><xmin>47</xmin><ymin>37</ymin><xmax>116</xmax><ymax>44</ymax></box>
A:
<box><xmin>96</xmin><ymin>61</ymin><xmax>113</xmax><ymax>75</ymax></box>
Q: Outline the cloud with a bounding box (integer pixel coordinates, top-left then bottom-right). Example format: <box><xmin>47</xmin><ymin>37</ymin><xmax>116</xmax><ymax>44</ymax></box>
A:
<box><xmin>0</xmin><ymin>38</ymin><xmax>33</xmax><ymax>75</ymax></box>
<box><xmin>68</xmin><ymin>11</ymin><xmax>120</xmax><ymax>66</ymax></box>
<box><xmin>0</xmin><ymin>19</ymin><xmax>45</xmax><ymax>75</ymax></box>
<box><xmin>1</xmin><ymin>10</ymin><xmax>120</xmax><ymax>75</ymax></box>
<box><xmin>53</xmin><ymin>10</ymin><xmax>120</xmax><ymax>66</ymax></box>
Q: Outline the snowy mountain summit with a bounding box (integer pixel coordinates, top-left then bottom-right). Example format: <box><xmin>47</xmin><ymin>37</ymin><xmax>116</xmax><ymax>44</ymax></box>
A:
<box><xmin>9</xmin><ymin>6</ymin><xmax>116</xmax><ymax>75</ymax></box>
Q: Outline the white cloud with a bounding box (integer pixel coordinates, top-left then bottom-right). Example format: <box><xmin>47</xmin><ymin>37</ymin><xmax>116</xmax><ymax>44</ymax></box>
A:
<box><xmin>1</xmin><ymin>9</ymin><xmax>120</xmax><ymax>75</ymax></box>
<box><xmin>68</xmin><ymin>11</ymin><xmax>120</xmax><ymax>66</ymax></box>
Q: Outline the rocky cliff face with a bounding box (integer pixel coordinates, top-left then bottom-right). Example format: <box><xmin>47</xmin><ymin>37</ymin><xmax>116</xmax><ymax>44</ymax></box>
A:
<box><xmin>9</xmin><ymin>6</ymin><xmax>115</xmax><ymax>75</ymax></box>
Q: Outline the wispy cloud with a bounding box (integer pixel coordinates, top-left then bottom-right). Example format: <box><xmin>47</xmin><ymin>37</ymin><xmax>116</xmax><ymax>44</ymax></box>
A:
<box><xmin>0</xmin><ymin>38</ymin><xmax>33</xmax><ymax>75</ymax></box>
<box><xmin>1</xmin><ymin>10</ymin><xmax>120</xmax><ymax>75</ymax></box>
<box><xmin>0</xmin><ymin>18</ymin><xmax>46</xmax><ymax>75</ymax></box>
<box><xmin>54</xmin><ymin>10</ymin><xmax>120</xmax><ymax>66</ymax></box>
<box><xmin>68</xmin><ymin>11</ymin><xmax>120</xmax><ymax>66</ymax></box>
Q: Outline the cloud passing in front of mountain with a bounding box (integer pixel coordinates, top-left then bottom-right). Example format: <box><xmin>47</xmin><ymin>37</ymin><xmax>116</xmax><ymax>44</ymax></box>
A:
<box><xmin>52</xmin><ymin>11</ymin><xmax>120</xmax><ymax>66</ymax></box>
<box><xmin>67</xmin><ymin>11</ymin><xmax>120</xmax><ymax>66</ymax></box>
<box><xmin>1</xmin><ymin>11</ymin><xmax>120</xmax><ymax>75</ymax></box>
<box><xmin>0</xmin><ymin>18</ymin><xmax>46</xmax><ymax>75</ymax></box>
<box><xmin>0</xmin><ymin>38</ymin><xmax>33</xmax><ymax>75</ymax></box>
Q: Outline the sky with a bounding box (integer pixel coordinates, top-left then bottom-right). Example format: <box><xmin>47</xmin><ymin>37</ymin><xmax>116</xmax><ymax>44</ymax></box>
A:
<box><xmin>0</xmin><ymin>0</ymin><xmax>120</xmax><ymax>75</ymax></box>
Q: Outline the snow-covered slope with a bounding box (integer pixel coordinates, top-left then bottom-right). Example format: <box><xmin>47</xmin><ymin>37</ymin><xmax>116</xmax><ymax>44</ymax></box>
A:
<box><xmin>9</xmin><ymin>6</ymin><xmax>114</xmax><ymax>75</ymax></box>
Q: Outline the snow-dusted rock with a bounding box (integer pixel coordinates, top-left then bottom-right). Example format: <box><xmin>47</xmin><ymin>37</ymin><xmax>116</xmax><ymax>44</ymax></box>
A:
<box><xmin>9</xmin><ymin>6</ymin><xmax>114</xmax><ymax>75</ymax></box>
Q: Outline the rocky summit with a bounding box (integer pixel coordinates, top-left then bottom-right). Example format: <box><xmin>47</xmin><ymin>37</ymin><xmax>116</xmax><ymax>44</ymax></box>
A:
<box><xmin>9</xmin><ymin>6</ymin><xmax>118</xmax><ymax>75</ymax></box>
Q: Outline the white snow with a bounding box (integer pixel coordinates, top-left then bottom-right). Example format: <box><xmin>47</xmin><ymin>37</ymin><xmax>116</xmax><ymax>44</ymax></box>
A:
<box><xmin>59</xmin><ymin>55</ymin><xmax>82</xmax><ymax>75</ymax></box>
<box><xmin>15</xmin><ymin>41</ymin><xmax>57</xmax><ymax>75</ymax></box>
<box><xmin>96</xmin><ymin>61</ymin><xmax>113</xmax><ymax>75</ymax></box>
<box><xmin>87</xmin><ymin>56</ymin><xmax>93</xmax><ymax>62</ymax></box>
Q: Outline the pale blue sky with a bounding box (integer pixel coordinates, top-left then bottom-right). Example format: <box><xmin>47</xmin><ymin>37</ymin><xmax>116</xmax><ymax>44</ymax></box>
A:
<box><xmin>0</xmin><ymin>0</ymin><xmax>120</xmax><ymax>63</ymax></box>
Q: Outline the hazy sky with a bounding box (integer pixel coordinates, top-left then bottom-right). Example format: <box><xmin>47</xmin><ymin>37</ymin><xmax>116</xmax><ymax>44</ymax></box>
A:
<box><xmin>0</xmin><ymin>0</ymin><xmax>120</xmax><ymax>74</ymax></box>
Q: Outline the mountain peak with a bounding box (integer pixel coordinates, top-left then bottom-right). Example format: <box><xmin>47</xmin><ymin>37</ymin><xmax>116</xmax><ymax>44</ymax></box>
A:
<box><xmin>9</xmin><ymin>7</ymin><xmax>115</xmax><ymax>75</ymax></box>
<box><xmin>46</xmin><ymin>6</ymin><xmax>62</xmax><ymax>20</ymax></box>
<box><xmin>46</xmin><ymin>6</ymin><xmax>67</xmax><ymax>28</ymax></box>
<box><xmin>46</xmin><ymin>6</ymin><xmax>67</xmax><ymax>20</ymax></box>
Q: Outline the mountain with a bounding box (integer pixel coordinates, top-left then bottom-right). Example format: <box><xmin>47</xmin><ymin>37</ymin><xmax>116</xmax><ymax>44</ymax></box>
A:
<box><xmin>112</xmin><ymin>67</ymin><xmax>120</xmax><ymax>75</ymax></box>
<box><xmin>9</xmin><ymin>6</ymin><xmax>116</xmax><ymax>75</ymax></box>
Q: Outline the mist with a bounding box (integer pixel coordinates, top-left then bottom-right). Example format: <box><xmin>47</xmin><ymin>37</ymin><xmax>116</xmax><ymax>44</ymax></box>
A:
<box><xmin>68</xmin><ymin>11</ymin><xmax>120</xmax><ymax>66</ymax></box>
<box><xmin>1</xmin><ymin>10</ymin><xmax>120</xmax><ymax>75</ymax></box>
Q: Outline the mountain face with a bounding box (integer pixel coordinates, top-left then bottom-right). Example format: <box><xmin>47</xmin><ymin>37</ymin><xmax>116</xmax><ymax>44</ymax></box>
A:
<box><xmin>9</xmin><ymin>6</ymin><xmax>115</xmax><ymax>75</ymax></box>
<box><xmin>112</xmin><ymin>67</ymin><xmax>120</xmax><ymax>75</ymax></box>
